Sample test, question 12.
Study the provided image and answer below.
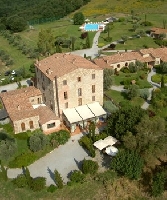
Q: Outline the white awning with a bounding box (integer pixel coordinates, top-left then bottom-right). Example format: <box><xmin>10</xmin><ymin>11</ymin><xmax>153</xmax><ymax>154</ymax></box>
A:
<box><xmin>105</xmin><ymin>146</ymin><xmax>118</xmax><ymax>156</ymax></box>
<box><xmin>93</xmin><ymin>136</ymin><xmax>118</xmax><ymax>150</ymax></box>
<box><xmin>87</xmin><ymin>102</ymin><xmax>106</xmax><ymax>117</ymax></box>
<box><xmin>93</xmin><ymin>139</ymin><xmax>109</xmax><ymax>150</ymax></box>
<box><xmin>63</xmin><ymin>108</ymin><xmax>82</xmax><ymax>124</ymax></box>
<box><xmin>75</xmin><ymin>104</ymin><xmax>95</xmax><ymax>120</ymax></box>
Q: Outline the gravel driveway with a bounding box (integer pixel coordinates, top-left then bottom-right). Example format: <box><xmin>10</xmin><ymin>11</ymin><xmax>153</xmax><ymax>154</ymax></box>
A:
<box><xmin>8</xmin><ymin>133</ymin><xmax>90</xmax><ymax>186</ymax></box>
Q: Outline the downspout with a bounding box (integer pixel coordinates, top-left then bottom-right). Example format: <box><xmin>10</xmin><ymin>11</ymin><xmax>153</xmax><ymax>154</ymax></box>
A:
<box><xmin>55</xmin><ymin>76</ymin><xmax>60</xmax><ymax>118</ymax></box>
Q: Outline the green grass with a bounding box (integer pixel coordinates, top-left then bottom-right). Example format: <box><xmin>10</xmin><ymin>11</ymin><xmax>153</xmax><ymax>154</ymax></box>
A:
<box><xmin>0</xmin><ymin>179</ymin><xmax>105</xmax><ymax>200</ymax></box>
<box><xmin>0</xmin><ymin>36</ymin><xmax>33</xmax><ymax>73</ymax></box>
<box><xmin>112</xmin><ymin>71</ymin><xmax>152</xmax><ymax>89</ymax></box>
<box><xmin>105</xmin><ymin>89</ymin><xmax>144</xmax><ymax>107</ymax></box>
<box><xmin>152</xmin><ymin>74</ymin><xmax>167</xmax><ymax>84</ymax></box>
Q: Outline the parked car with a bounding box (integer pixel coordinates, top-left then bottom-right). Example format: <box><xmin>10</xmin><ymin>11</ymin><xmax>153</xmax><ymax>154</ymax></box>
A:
<box><xmin>4</xmin><ymin>70</ymin><xmax>11</xmax><ymax>76</ymax></box>
<box><xmin>1</xmin><ymin>90</ymin><xmax>7</xmax><ymax>93</ymax></box>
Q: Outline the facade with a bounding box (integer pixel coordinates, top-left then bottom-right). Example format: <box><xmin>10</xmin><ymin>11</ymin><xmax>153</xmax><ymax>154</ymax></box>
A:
<box><xmin>35</xmin><ymin>53</ymin><xmax>103</xmax><ymax>116</ymax></box>
<box><xmin>150</xmin><ymin>28</ymin><xmax>167</xmax><ymax>39</ymax></box>
<box><xmin>0</xmin><ymin>87</ymin><xmax>60</xmax><ymax>134</ymax></box>
<box><xmin>94</xmin><ymin>47</ymin><xmax>167</xmax><ymax>71</ymax></box>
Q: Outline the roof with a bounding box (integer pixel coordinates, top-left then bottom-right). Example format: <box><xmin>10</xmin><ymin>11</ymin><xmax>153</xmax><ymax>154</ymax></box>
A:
<box><xmin>93</xmin><ymin>136</ymin><xmax>117</xmax><ymax>150</ymax></box>
<box><xmin>0</xmin><ymin>86</ymin><xmax>42</xmax><ymax>121</ymax></box>
<box><xmin>63</xmin><ymin>102</ymin><xmax>106</xmax><ymax>124</ymax></box>
<box><xmin>94</xmin><ymin>47</ymin><xmax>167</xmax><ymax>67</ymax></box>
<box><xmin>0</xmin><ymin>109</ymin><xmax>8</xmax><ymax>120</ymax></box>
<box><xmin>36</xmin><ymin>106</ymin><xmax>59</xmax><ymax>125</ymax></box>
<box><xmin>63</xmin><ymin>107</ymin><xmax>82</xmax><ymax>124</ymax></box>
<box><xmin>75</xmin><ymin>104</ymin><xmax>95</xmax><ymax>120</ymax></box>
<box><xmin>36</xmin><ymin>53</ymin><xmax>102</xmax><ymax>81</ymax></box>
<box><xmin>151</xmin><ymin>27</ymin><xmax>167</xmax><ymax>34</ymax></box>
<box><xmin>87</xmin><ymin>102</ymin><xmax>106</xmax><ymax>117</ymax></box>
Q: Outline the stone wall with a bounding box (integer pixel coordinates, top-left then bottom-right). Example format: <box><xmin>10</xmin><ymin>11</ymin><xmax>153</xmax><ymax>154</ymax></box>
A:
<box><xmin>111</xmin><ymin>59</ymin><xmax>136</xmax><ymax>71</ymax></box>
<box><xmin>13</xmin><ymin>116</ymin><xmax>40</xmax><ymax>134</ymax></box>
<box><xmin>57</xmin><ymin>68</ymin><xmax>103</xmax><ymax>114</ymax></box>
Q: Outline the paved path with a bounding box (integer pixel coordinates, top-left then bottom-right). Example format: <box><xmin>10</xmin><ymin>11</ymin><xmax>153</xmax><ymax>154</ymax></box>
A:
<box><xmin>110</xmin><ymin>68</ymin><xmax>160</xmax><ymax>110</ymax></box>
<box><xmin>0</xmin><ymin>79</ymin><xmax>31</xmax><ymax>92</ymax></box>
<box><xmin>8</xmin><ymin>133</ymin><xmax>90</xmax><ymax>186</ymax></box>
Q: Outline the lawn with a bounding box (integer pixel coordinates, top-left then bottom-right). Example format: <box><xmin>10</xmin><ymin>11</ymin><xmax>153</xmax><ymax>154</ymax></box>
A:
<box><xmin>105</xmin><ymin>89</ymin><xmax>145</xmax><ymax>107</ymax></box>
<box><xmin>151</xmin><ymin>74</ymin><xmax>167</xmax><ymax>84</ymax></box>
<box><xmin>112</xmin><ymin>71</ymin><xmax>152</xmax><ymax>89</ymax></box>
<box><xmin>0</xmin><ymin>35</ymin><xmax>33</xmax><ymax>74</ymax></box>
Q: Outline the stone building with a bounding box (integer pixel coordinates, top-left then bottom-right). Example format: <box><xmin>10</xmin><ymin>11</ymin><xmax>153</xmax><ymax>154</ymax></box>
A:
<box><xmin>94</xmin><ymin>47</ymin><xmax>167</xmax><ymax>71</ymax></box>
<box><xmin>0</xmin><ymin>87</ymin><xmax>60</xmax><ymax>134</ymax></box>
<box><xmin>35</xmin><ymin>53</ymin><xmax>106</xmax><ymax>132</ymax></box>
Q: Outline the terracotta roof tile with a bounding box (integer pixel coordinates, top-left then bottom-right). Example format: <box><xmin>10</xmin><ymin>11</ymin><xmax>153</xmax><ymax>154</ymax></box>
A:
<box><xmin>35</xmin><ymin>53</ymin><xmax>102</xmax><ymax>80</ymax></box>
<box><xmin>36</xmin><ymin>106</ymin><xmax>60</xmax><ymax>125</ymax></box>
<box><xmin>0</xmin><ymin>86</ymin><xmax>42</xmax><ymax>121</ymax></box>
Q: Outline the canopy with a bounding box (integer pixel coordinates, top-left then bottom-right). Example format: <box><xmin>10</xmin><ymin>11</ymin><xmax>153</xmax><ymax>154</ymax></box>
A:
<box><xmin>93</xmin><ymin>139</ymin><xmax>108</xmax><ymax>150</ymax></box>
<box><xmin>87</xmin><ymin>102</ymin><xmax>106</xmax><ymax>117</ymax></box>
<box><xmin>75</xmin><ymin>104</ymin><xmax>95</xmax><ymax>120</ymax></box>
<box><xmin>105</xmin><ymin>146</ymin><xmax>118</xmax><ymax>156</ymax></box>
<box><xmin>63</xmin><ymin>107</ymin><xmax>82</xmax><ymax>124</ymax></box>
<box><xmin>93</xmin><ymin>136</ymin><xmax>117</xmax><ymax>150</ymax></box>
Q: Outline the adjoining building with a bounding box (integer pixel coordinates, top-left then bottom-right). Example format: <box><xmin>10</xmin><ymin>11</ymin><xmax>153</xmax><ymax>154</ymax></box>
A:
<box><xmin>94</xmin><ymin>47</ymin><xmax>167</xmax><ymax>71</ymax></box>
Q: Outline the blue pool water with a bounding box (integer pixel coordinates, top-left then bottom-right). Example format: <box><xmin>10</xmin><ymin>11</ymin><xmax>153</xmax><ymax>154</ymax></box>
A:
<box><xmin>84</xmin><ymin>24</ymin><xmax>99</xmax><ymax>31</ymax></box>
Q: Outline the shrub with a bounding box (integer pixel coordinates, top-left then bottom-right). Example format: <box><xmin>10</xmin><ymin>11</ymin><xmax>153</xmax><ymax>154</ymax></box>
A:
<box><xmin>14</xmin><ymin>132</ymin><xmax>29</xmax><ymax>140</ymax></box>
<box><xmin>108</xmin><ymin>43</ymin><xmax>116</xmax><ymax>49</ymax></box>
<box><xmin>9</xmin><ymin>152</ymin><xmax>37</xmax><ymax>168</ymax></box>
<box><xmin>30</xmin><ymin>177</ymin><xmax>46</xmax><ymax>191</ymax></box>
<box><xmin>81</xmin><ymin>32</ymin><xmax>88</xmax><ymax>39</ymax></box>
<box><xmin>70</xmin><ymin>170</ymin><xmax>85</xmax><ymax>183</ymax></box>
<box><xmin>12</xmin><ymin>174</ymin><xmax>28</xmax><ymax>188</ymax></box>
<box><xmin>29</xmin><ymin>132</ymin><xmax>49</xmax><ymax>152</ymax></box>
<box><xmin>96</xmin><ymin>170</ymin><xmax>117</xmax><ymax>183</ymax></box>
<box><xmin>152</xmin><ymin>171</ymin><xmax>166</xmax><ymax>197</ymax></box>
<box><xmin>47</xmin><ymin>184</ymin><xmax>57</xmax><ymax>193</ymax></box>
<box><xmin>120</xmin><ymin>67</ymin><xmax>130</xmax><ymax>73</ymax></box>
<box><xmin>82</xmin><ymin>159</ymin><xmax>99</xmax><ymax>175</ymax></box>
<box><xmin>50</xmin><ymin>130</ymin><xmax>70</xmax><ymax>145</ymax></box>
<box><xmin>79</xmin><ymin>135</ymin><xmax>95</xmax><ymax>157</ymax></box>
<box><xmin>54</xmin><ymin>169</ymin><xmax>63</xmax><ymax>189</ymax></box>
<box><xmin>139</xmin><ymin>89</ymin><xmax>149</xmax><ymax>100</ymax></box>
<box><xmin>94</xmin><ymin>132</ymin><xmax>108</xmax><ymax>142</ymax></box>
<box><xmin>103</xmin><ymin>101</ymin><xmax>119</xmax><ymax>113</ymax></box>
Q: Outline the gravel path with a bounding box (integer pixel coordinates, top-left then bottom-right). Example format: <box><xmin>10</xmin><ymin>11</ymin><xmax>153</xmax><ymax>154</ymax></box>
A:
<box><xmin>8</xmin><ymin>133</ymin><xmax>90</xmax><ymax>186</ymax></box>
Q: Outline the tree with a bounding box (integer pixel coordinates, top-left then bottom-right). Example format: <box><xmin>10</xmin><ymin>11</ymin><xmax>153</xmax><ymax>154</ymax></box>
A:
<box><xmin>127</xmin><ymin>85</ymin><xmax>139</xmax><ymax>100</ymax></box>
<box><xmin>6</xmin><ymin>15</ymin><xmax>27</xmax><ymax>32</ymax></box>
<box><xmin>70</xmin><ymin>36</ymin><xmax>76</xmax><ymax>51</ymax></box>
<box><xmin>152</xmin><ymin>171</ymin><xmax>166</xmax><ymax>197</ymax></box>
<box><xmin>85</xmin><ymin>32</ymin><xmax>90</xmax><ymax>48</ymax></box>
<box><xmin>37</xmin><ymin>29</ymin><xmax>55</xmax><ymax>56</ymax></box>
<box><xmin>161</xmin><ymin>75</ymin><xmax>165</xmax><ymax>88</ymax></box>
<box><xmin>54</xmin><ymin>169</ymin><xmax>63</xmax><ymax>189</ymax></box>
<box><xmin>12</xmin><ymin>174</ymin><xmax>27</xmax><ymax>188</ymax></box>
<box><xmin>128</xmin><ymin>62</ymin><xmax>137</xmax><ymax>73</ymax></box>
<box><xmin>107</xmin><ymin>106</ymin><xmax>144</xmax><ymax>139</ymax></box>
<box><xmin>82</xmin><ymin>159</ymin><xmax>99</xmax><ymax>174</ymax></box>
<box><xmin>88</xmin><ymin>121</ymin><xmax>95</xmax><ymax>141</ymax></box>
<box><xmin>111</xmin><ymin>149</ymin><xmax>144</xmax><ymax>180</ymax></box>
<box><xmin>121</xmin><ymin>35</ymin><xmax>128</xmax><ymax>44</ymax></box>
<box><xmin>70</xmin><ymin>170</ymin><xmax>85</xmax><ymax>183</ymax></box>
<box><xmin>0</xmin><ymin>139</ymin><xmax>17</xmax><ymax>161</ymax></box>
<box><xmin>73</xmin><ymin>12</ymin><xmax>85</xmax><ymax>25</ymax></box>
<box><xmin>103</xmin><ymin>68</ymin><xmax>114</xmax><ymax>90</ymax></box>
<box><xmin>160</xmin><ymin>62</ymin><xmax>167</xmax><ymax>73</ymax></box>
<box><xmin>30</xmin><ymin>177</ymin><xmax>46</xmax><ymax>191</ymax></box>
<box><xmin>0</xmin><ymin>161</ymin><xmax>8</xmax><ymax>181</ymax></box>
<box><xmin>105</xmin><ymin>22</ymin><xmax>113</xmax><ymax>41</ymax></box>
<box><xmin>29</xmin><ymin>132</ymin><xmax>49</xmax><ymax>152</ymax></box>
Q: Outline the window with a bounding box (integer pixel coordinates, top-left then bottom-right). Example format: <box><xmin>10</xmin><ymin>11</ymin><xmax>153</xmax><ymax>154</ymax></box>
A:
<box><xmin>78</xmin><ymin>88</ymin><xmax>82</xmax><ymax>96</ymax></box>
<box><xmin>92</xmin><ymin>74</ymin><xmax>95</xmax><ymax>79</ymax></box>
<box><xmin>125</xmin><ymin>62</ymin><xmax>128</xmax><ymax>66</ymax></box>
<box><xmin>77</xmin><ymin>77</ymin><xmax>81</xmax><ymax>82</ymax></box>
<box><xmin>117</xmin><ymin>64</ymin><xmax>120</xmax><ymax>68</ymax></box>
<box><xmin>63</xmin><ymin>80</ymin><xmax>67</xmax><ymax>85</ymax></box>
<box><xmin>21</xmin><ymin>122</ymin><xmax>25</xmax><ymax>131</ymax></box>
<box><xmin>29</xmin><ymin>121</ymin><xmax>34</xmax><ymax>129</ymax></box>
<box><xmin>38</xmin><ymin>98</ymin><xmax>41</xmax><ymax>104</ymax></box>
<box><xmin>64</xmin><ymin>92</ymin><xmax>68</xmax><ymax>100</ymax></box>
<box><xmin>92</xmin><ymin>96</ymin><xmax>95</xmax><ymax>101</ymax></box>
<box><xmin>65</xmin><ymin>102</ymin><xmax>68</xmax><ymax>108</ymax></box>
<box><xmin>78</xmin><ymin>98</ymin><xmax>82</xmax><ymax>106</ymax></box>
<box><xmin>47</xmin><ymin>122</ymin><xmax>55</xmax><ymax>129</ymax></box>
<box><xmin>92</xmin><ymin>85</ymin><xmax>95</xmax><ymax>93</ymax></box>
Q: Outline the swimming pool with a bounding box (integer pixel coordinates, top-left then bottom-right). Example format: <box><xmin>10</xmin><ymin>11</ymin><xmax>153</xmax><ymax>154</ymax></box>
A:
<box><xmin>84</xmin><ymin>23</ymin><xmax>99</xmax><ymax>31</ymax></box>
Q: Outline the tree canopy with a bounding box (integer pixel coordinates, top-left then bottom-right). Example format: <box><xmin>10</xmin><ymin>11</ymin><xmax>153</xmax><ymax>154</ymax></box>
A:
<box><xmin>73</xmin><ymin>12</ymin><xmax>85</xmax><ymax>25</ymax></box>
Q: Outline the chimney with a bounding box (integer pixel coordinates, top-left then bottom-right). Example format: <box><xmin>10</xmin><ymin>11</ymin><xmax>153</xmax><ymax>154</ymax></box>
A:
<box><xmin>17</xmin><ymin>105</ymin><xmax>20</xmax><ymax>110</ymax></box>
<box><xmin>72</xmin><ymin>58</ymin><xmax>76</xmax><ymax>64</ymax></box>
<box><xmin>46</xmin><ymin>68</ymin><xmax>53</xmax><ymax>75</ymax></box>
